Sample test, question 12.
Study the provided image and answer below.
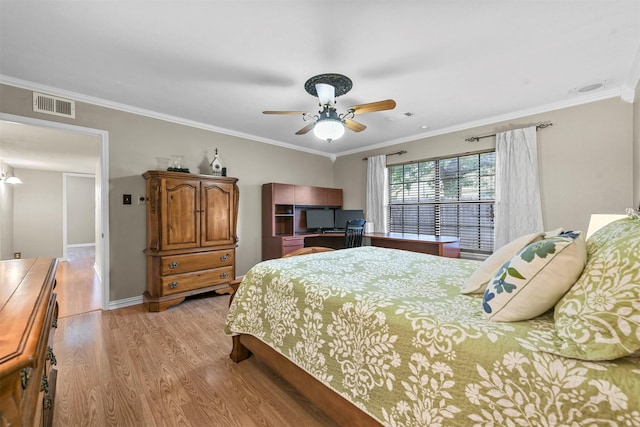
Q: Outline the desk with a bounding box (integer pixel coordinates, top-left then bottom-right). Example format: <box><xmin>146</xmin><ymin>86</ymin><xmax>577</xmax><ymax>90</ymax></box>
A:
<box><xmin>366</xmin><ymin>232</ymin><xmax>460</xmax><ymax>258</ymax></box>
<box><xmin>301</xmin><ymin>232</ymin><xmax>460</xmax><ymax>258</ymax></box>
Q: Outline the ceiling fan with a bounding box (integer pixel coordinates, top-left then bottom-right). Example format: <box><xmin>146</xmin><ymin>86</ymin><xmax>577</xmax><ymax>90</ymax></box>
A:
<box><xmin>263</xmin><ymin>73</ymin><xmax>396</xmax><ymax>142</ymax></box>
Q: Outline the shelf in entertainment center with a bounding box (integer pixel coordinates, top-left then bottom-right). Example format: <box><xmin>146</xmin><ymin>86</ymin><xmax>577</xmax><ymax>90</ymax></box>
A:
<box><xmin>262</xmin><ymin>183</ymin><xmax>344</xmax><ymax>260</ymax></box>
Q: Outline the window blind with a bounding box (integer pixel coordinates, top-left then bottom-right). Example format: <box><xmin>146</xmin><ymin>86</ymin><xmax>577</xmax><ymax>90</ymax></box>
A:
<box><xmin>388</xmin><ymin>151</ymin><xmax>495</xmax><ymax>254</ymax></box>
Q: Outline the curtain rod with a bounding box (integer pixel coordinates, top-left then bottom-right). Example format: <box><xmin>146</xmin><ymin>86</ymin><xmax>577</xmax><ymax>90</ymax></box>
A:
<box><xmin>362</xmin><ymin>150</ymin><xmax>407</xmax><ymax>161</ymax></box>
<box><xmin>464</xmin><ymin>121</ymin><xmax>553</xmax><ymax>142</ymax></box>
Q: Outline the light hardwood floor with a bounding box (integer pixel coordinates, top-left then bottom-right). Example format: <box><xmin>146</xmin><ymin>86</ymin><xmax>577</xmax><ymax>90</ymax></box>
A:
<box><xmin>52</xmin><ymin>259</ymin><xmax>339</xmax><ymax>427</ymax></box>
<box><xmin>55</xmin><ymin>257</ymin><xmax>102</xmax><ymax>318</ymax></box>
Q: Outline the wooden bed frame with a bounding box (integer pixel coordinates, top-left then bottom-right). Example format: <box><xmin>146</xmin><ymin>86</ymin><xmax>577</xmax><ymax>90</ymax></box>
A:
<box><xmin>230</xmin><ymin>335</ymin><xmax>381</xmax><ymax>427</ymax></box>
<box><xmin>228</xmin><ymin>247</ymin><xmax>381</xmax><ymax>426</ymax></box>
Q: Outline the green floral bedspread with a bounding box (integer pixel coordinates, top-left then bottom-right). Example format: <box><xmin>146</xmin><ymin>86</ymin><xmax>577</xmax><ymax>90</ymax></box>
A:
<box><xmin>225</xmin><ymin>246</ymin><xmax>640</xmax><ymax>426</ymax></box>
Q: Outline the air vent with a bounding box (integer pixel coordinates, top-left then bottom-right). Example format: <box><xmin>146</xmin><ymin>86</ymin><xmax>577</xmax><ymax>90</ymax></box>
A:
<box><xmin>33</xmin><ymin>92</ymin><xmax>76</xmax><ymax>118</ymax></box>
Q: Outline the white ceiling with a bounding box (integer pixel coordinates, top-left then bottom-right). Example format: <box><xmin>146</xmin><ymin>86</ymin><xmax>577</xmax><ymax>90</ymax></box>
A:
<box><xmin>1</xmin><ymin>0</ymin><xmax>639</xmax><ymax>168</ymax></box>
<box><xmin>0</xmin><ymin>121</ymin><xmax>100</xmax><ymax>174</ymax></box>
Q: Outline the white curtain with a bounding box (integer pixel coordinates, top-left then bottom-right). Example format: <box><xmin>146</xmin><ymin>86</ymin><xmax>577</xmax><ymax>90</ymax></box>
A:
<box><xmin>494</xmin><ymin>126</ymin><xmax>544</xmax><ymax>249</ymax></box>
<box><xmin>366</xmin><ymin>155</ymin><xmax>388</xmax><ymax>233</ymax></box>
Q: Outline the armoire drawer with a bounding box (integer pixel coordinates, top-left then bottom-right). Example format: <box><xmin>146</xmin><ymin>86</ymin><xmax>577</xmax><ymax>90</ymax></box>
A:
<box><xmin>161</xmin><ymin>266</ymin><xmax>234</xmax><ymax>295</ymax></box>
<box><xmin>159</xmin><ymin>250</ymin><xmax>234</xmax><ymax>275</ymax></box>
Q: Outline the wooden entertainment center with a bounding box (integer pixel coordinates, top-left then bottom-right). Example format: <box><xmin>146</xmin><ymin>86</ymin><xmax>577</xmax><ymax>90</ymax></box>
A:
<box><xmin>262</xmin><ymin>182</ymin><xmax>461</xmax><ymax>260</ymax></box>
<box><xmin>262</xmin><ymin>183</ymin><xmax>343</xmax><ymax>260</ymax></box>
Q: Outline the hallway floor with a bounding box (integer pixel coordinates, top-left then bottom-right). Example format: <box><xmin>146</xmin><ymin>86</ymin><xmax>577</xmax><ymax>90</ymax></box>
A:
<box><xmin>56</xmin><ymin>247</ymin><xmax>101</xmax><ymax>318</ymax></box>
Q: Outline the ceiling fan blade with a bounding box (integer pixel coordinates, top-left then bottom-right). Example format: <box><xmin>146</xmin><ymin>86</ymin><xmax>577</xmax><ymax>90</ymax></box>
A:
<box><xmin>295</xmin><ymin>122</ymin><xmax>316</xmax><ymax>135</ymax></box>
<box><xmin>349</xmin><ymin>99</ymin><xmax>396</xmax><ymax>115</ymax></box>
<box><xmin>344</xmin><ymin>118</ymin><xmax>366</xmax><ymax>132</ymax></box>
<box><xmin>263</xmin><ymin>110</ymin><xmax>308</xmax><ymax>115</ymax></box>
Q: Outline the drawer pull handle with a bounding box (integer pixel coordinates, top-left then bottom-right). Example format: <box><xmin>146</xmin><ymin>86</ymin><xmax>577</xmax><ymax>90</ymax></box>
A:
<box><xmin>20</xmin><ymin>367</ymin><xmax>31</xmax><ymax>390</ymax></box>
<box><xmin>46</xmin><ymin>347</ymin><xmax>57</xmax><ymax>366</ymax></box>
<box><xmin>220</xmin><ymin>254</ymin><xmax>229</xmax><ymax>261</ymax></box>
<box><xmin>169</xmin><ymin>281</ymin><xmax>179</xmax><ymax>289</ymax></box>
<box><xmin>41</xmin><ymin>373</ymin><xmax>49</xmax><ymax>393</ymax></box>
<box><xmin>169</xmin><ymin>261</ymin><xmax>179</xmax><ymax>269</ymax></box>
<box><xmin>220</xmin><ymin>272</ymin><xmax>228</xmax><ymax>279</ymax></box>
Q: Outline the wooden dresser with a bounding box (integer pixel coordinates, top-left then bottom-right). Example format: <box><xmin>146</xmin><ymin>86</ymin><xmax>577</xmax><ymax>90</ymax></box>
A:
<box><xmin>143</xmin><ymin>170</ymin><xmax>239</xmax><ymax>312</ymax></box>
<box><xmin>0</xmin><ymin>258</ymin><xmax>59</xmax><ymax>427</ymax></box>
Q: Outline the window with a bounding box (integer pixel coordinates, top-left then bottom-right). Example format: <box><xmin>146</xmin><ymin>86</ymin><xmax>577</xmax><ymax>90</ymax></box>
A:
<box><xmin>388</xmin><ymin>151</ymin><xmax>495</xmax><ymax>255</ymax></box>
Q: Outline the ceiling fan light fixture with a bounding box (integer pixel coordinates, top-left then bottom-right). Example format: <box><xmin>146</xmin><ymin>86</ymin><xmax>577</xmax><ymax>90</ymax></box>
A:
<box><xmin>314</xmin><ymin>117</ymin><xmax>345</xmax><ymax>142</ymax></box>
<box><xmin>264</xmin><ymin>73</ymin><xmax>395</xmax><ymax>140</ymax></box>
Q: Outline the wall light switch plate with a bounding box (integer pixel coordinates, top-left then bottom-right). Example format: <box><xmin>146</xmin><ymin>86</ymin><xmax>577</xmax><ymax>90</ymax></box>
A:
<box><xmin>137</xmin><ymin>195</ymin><xmax>146</xmax><ymax>205</ymax></box>
<box><xmin>123</xmin><ymin>194</ymin><xmax>132</xmax><ymax>205</ymax></box>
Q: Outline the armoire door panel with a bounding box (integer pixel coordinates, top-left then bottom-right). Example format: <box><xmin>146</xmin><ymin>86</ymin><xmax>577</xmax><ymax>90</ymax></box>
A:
<box><xmin>201</xmin><ymin>182</ymin><xmax>234</xmax><ymax>246</ymax></box>
<box><xmin>162</xmin><ymin>178</ymin><xmax>200</xmax><ymax>249</ymax></box>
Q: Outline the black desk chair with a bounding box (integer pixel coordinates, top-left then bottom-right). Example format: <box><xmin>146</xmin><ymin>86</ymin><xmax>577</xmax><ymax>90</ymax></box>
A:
<box><xmin>344</xmin><ymin>219</ymin><xmax>366</xmax><ymax>249</ymax></box>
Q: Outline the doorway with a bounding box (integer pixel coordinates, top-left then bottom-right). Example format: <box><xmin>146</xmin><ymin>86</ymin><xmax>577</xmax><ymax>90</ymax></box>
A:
<box><xmin>0</xmin><ymin>112</ymin><xmax>110</xmax><ymax>310</ymax></box>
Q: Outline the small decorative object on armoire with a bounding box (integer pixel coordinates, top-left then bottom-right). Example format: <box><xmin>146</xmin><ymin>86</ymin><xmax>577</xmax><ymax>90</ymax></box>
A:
<box><xmin>168</xmin><ymin>154</ymin><xmax>189</xmax><ymax>172</ymax></box>
<box><xmin>210</xmin><ymin>148</ymin><xmax>223</xmax><ymax>176</ymax></box>
<box><xmin>143</xmin><ymin>170</ymin><xmax>239</xmax><ymax>312</ymax></box>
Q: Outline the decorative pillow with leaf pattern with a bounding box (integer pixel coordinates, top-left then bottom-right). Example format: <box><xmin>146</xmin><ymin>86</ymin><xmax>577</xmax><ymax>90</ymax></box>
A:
<box><xmin>482</xmin><ymin>231</ymin><xmax>586</xmax><ymax>322</ymax></box>
<box><xmin>552</xmin><ymin>218</ymin><xmax>640</xmax><ymax>360</ymax></box>
<box><xmin>462</xmin><ymin>232</ymin><xmax>545</xmax><ymax>294</ymax></box>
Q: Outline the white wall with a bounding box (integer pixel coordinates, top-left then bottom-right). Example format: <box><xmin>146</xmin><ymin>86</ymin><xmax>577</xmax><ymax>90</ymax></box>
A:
<box><xmin>66</xmin><ymin>174</ymin><xmax>95</xmax><ymax>245</ymax></box>
<box><xmin>0</xmin><ymin>160</ymin><xmax>15</xmax><ymax>260</ymax></box>
<box><xmin>13</xmin><ymin>168</ymin><xmax>64</xmax><ymax>258</ymax></box>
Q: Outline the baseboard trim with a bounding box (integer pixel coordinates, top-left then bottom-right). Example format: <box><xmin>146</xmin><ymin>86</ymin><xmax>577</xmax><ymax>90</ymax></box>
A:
<box><xmin>68</xmin><ymin>243</ymin><xmax>96</xmax><ymax>248</ymax></box>
<box><xmin>107</xmin><ymin>295</ymin><xmax>143</xmax><ymax>310</ymax></box>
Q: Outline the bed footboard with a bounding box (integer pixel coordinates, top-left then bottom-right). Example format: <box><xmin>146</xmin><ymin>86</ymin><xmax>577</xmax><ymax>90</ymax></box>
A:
<box><xmin>230</xmin><ymin>334</ymin><xmax>381</xmax><ymax>427</ymax></box>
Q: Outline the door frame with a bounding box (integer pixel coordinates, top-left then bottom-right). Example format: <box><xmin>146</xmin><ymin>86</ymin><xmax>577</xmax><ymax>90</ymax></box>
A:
<box><xmin>0</xmin><ymin>112</ymin><xmax>110</xmax><ymax>310</ymax></box>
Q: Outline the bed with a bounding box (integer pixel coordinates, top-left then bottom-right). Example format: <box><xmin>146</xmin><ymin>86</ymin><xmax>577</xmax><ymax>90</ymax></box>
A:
<box><xmin>225</xmin><ymin>218</ymin><xmax>640</xmax><ymax>426</ymax></box>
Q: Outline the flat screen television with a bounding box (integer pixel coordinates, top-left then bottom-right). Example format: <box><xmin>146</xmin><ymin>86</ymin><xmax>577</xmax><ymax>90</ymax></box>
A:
<box><xmin>334</xmin><ymin>209</ymin><xmax>365</xmax><ymax>229</ymax></box>
<box><xmin>306</xmin><ymin>209</ymin><xmax>335</xmax><ymax>231</ymax></box>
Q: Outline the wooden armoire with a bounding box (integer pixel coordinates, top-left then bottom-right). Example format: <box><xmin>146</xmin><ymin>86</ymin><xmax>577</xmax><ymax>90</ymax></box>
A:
<box><xmin>143</xmin><ymin>170</ymin><xmax>239</xmax><ymax>312</ymax></box>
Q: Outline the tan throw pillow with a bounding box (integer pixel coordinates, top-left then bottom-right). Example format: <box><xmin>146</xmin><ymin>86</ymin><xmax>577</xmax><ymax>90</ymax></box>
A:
<box><xmin>461</xmin><ymin>232</ymin><xmax>545</xmax><ymax>294</ymax></box>
<box><xmin>482</xmin><ymin>231</ymin><xmax>586</xmax><ymax>322</ymax></box>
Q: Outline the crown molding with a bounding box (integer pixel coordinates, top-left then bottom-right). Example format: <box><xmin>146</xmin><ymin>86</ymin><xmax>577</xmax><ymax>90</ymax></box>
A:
<box><xmin>1</xmin><ymin>75</ymin><xmax>627</xmax><ymax>160</ymax></box>
<box><xmin>334</xmin><ymin>88</ymin><xmax>622</xmax><ymax>158</ymax></box>
<box><xmin>621</xmin><ymin>43</ymin><xmax>640</xmax><ymax>103</ymax></box>
<box><xmin>0</xmin><ymin>75</ymin><xmax>334</xmax><ymax>159</ymax></box>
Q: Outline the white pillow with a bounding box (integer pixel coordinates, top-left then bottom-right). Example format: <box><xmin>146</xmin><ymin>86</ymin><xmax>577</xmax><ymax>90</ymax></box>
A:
<box><xmin>461</xmin><ymin>232</ymin><xmax>545</xmax><ymax>294</ymax></box>
<box><xmin>482</xmin><ymin>231</ymin><xmax>586</xmax><ymax>322</ymax></box>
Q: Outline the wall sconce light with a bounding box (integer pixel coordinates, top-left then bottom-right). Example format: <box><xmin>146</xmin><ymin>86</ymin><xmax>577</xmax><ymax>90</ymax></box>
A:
<box><xmin>1</xmin><ymin>171</ymin><xmax>23</xmax><ymax>184</ymax></box>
